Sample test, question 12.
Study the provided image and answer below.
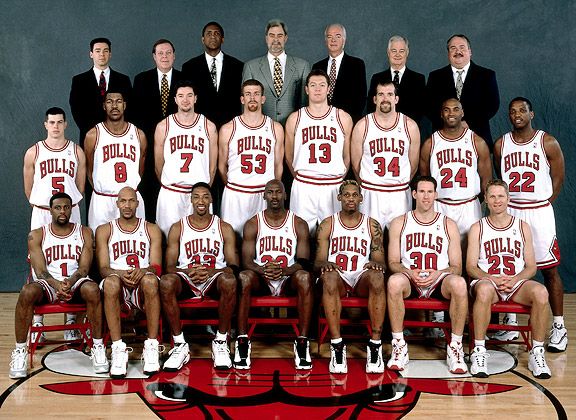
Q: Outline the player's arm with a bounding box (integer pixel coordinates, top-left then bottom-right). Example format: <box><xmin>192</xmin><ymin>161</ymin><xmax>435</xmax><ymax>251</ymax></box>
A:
<box><xmin>241</xmin><ymin>216</ymin><xmax>265</xmax><ymax>275</ymax></box>
<box><xmin>137</xmin><ymin>128</ymin><xmax>147</xmax><ymax>177</ymax></box>
<box><xmin>474</xmin><ymin>134</ymin><xmax>493</xmax><ymax>198</ymax></box>
<box><xmin>283</xmin><ymin>216</ymin><xmax>311</xmax><ymax>276</ymax></box>
<box><xmin>218</xmin><ymin>122</ymin><xmax>232</xmax><ymax>184</ymax></box>
<box><xmin>207</xmin><ymin>119</ymin><xmax>219</xmax><ymax>185</ymax></box>
<box><xmin>406</xmin><ymin>117</ymin><xmax>421</xmax><ymax>179</ymax></box>
<box><xmin>220</xmin><ymin>220</ymin><xmax>240</xmax><ymax>273</ymax></box>
<box><xmin>366</xmin><ymin>217</ymin><xmax>386</xmax><ymax>271</ymax></box>
<box><xmin>313</xmin><ymin>216</ymin><xmax>337</xmax><ymax>274</ymax></box>
<box><xmin>443</xmin><ymin>218</ymin><xmax>463</xmax><ymax>276</ymax></box>
<box><xmin>154</xmin><ymin>118</ymin><xmax>167</xmax><ymax>181</ymax></box>
<box><xmin>350</xmin><ymin>117</ymin><xmax>366</xmax><ymax>181</ymax></box>
<box><xmin>23</xmin><ymin>145</ymin><xmax>37</xmax><ymax>202</ymax></box>
<box><xmin>164</xmin><ymin>221</ymin><xmax>183</xmax><ymax>274</ymax></box>
<box><xmin>75</xmin><ymin>145</ymin><xmax>87</xmax><ymax>195</ymax></box>
<box><xmin>339</xmin><ymin>109</ymin><xmax>353</xmax><ymax>171</ymax></box>
<box><xmin>95</xmin><ymin>223</ymin><xmax>127</xmax><ymax>278</ymax></box>
<box><xmin>28</xmin><ymin>228</ymin><xmax>58</xmax><ymax>289</ymax></box>
<box><xmin>492</xmin><ymin>136</ymin><xmax>503</xmax><ymax>178</ymax></box>
<box><xmin>510</xmin><ymin>220</ymin><xmax>537</xmax><ymax>283</ymax></box>
<box><xmin>67</xmin><ymin>226</ymin><xmax>94</xmax><ymax>286</ymax></box>
<box><xmin>83</xmin><ymin>127</ymin><xmax>97</xmax><ymax>187</ymax></box>
<box><xmin>465</xmin><ymin>221</ymin><xmax>492</xmax><ymax>281</ymax></box>
<box><xmin>419</xmin><ymin>136</ymin><xmax>432</xmax><ymax>176</ymax></box>
<box><xmin>272</xmin><ymin>121</ymin><xmax>284</xmax><ymax>180</ymax></box>
<box><xmin>387</xmin><ymin>215</ymin><xmax>410</xmax><ymax>274</ymax></box>
<box><xmin>146</xmin><ymin>222</ymin><xmax>163</xmax><ymax>275</ymax></box>
<box><xmin>284</xmin><ymin>112</ymin><xmax>297</xmax><ymax>177</ymax></box>
<box><xmin>544</xmin><ymin>133</ymin><xmax>565</xmax><ymax>203</ymax></box>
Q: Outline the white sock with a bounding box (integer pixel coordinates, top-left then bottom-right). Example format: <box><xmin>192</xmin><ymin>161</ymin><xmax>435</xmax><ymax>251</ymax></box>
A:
<box><xmin>93</xmin><ymin>338</ymin><xmax>103</xmax><ymax>345</ymax></box>
<box><xmin>16</xmin><ymin>342</ymin><xmax>27</xmax><ymax>349</ymax></box>
<box><xmin>215</xmin><ymin>331</ymin><xmax>228</xmax><ymax>341</ymax></box>
<box><xmin>553</xmin><ymin>316</ymin><xmax>565</xmax><ymax>327</ymax></box>
<box><xmin>369</xmin><ymin>339</ymin><xmax>381</xmax><ymax>345</ymax></box>
<box><xmin>392</xmin><ymin>332</ymin><xmax>404</xmax><ymax>341</ymax></box>
<box><xmin>474</xmin><ymin>340</ymin><xmax>485</xmax><ymax>348</ymax></box>
<box><xmin>173</xmin><ymin>333</ymin><xmax>185</xmax><ymax>344</ymax></box>
<box><xmin>33</xmin><ymin>315</ymin><xmax>44</xmax><ymax>324</ymax></box>
<box><xmin>66</xmin><ymin>313</ymin><xmax>77</xmax><ymax>322</ymax></box>
<box><xmin>505</xmin><ymin>313</ymin><xmax>517</xmax><ymax>323</ymax></box>
<box><xmin>451</xmin><ymin>334</ymin><xmax>463</xmax><ymax>345</ymax></box>
<box><xmin>330</xmin><ymin>337</ymin><xmax>343</xmax><ymax>345</ymax></box>
<box><xmin>532</xmin><ymin>340</ymin><xmax>544</xmax><ymax>348</ymax></box>
<box><xmin>145</xmin><ymin>338</ymin><xmax>158</xmax><ymax>345</ymax></box>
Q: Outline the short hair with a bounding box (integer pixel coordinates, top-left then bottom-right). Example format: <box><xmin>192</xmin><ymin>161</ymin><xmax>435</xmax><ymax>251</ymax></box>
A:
<box><xmin>388</xmin><ymin>35</ymin><xmax>409</xmax><ymax>51</ymax></box>
<box><xmin>50</xmin><ymin>192</ymin><xmax>72</xmax><ymax>207</ymax></box>
<box><xmin>241</xmin><ymin>79</ymin><xmax>264</xmax><ymax>95</ymax></box>
<box><xmin>45</xmin><ymin>107</ymin><xmax>66</xmax><ymax>122</ymax></box>
<box><xmin>306</xmin><ymin>68</ymin><xmax>330</xmax><ymax>86</ymax></box>
<box><xmin>442</xmin><ymin>97</ymin><xmax>462</xmax><ymax>109</ymax></box>
<box><xmin>375</xmin><ymin>79</ymin><xmax>398</xmax><ymax>95</ymax></box>
<box><xmin>324</xmin><ymin>23</ymin><xmax>346</xmax><ymax>39</ymax></box>
<box><xmin>266</xmin><ymin>19</ymin><xmax>287</xmax><ymax>35</ymax></box>
<box><xmin>485</xmin><ymin>179</ymin><xmax>509</xmax><ymax>195</ymax></box>
<box><xmin>446</xmin><ymin>34</ymin><xmax>471</xmax><ymax>50</ymax></box>
<box><xmin>90</xmin><ymin>37</ymin><xmax>111</xmax><ymax>51</ymax></box>
<box><xmin>411</xmin><ymin>175</ymin><xmax>437</xmax><ymax>191</ymax></box>
<box><xmin>174</xmin><ymin>80</ymin><xmax>196</xmax><ymax>94</ymax></box>
<box><xmin>152</xmin><ymin>39</ymin><xmax>175</xmax><ymax>54</ymax></box>
<box><xmin>509</xmin><ymin>96</ymin><xmax>533</xmax><ymax>112</ymax></box>
<box><xmin>105</xmin><ymin>90</ymin><xmax>127</xmax><ymax>101</ymax></box>
<box><xmin>202</xmin><ymin>21</ymin><xmax>224</xmax><ymax>38</ymax></box>
<box><xmin>339</xmin><ymin>179</ymin><xmax>361</xmax><ymax>195</ymax></box>
<box><xmin>191</xmin><ymin>182</ymin><xmax>212</xmax><ymax>195</ymax></box>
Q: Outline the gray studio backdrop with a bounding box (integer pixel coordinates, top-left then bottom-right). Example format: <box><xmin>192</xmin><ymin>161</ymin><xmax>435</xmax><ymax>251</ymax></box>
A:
<box><xmin>1</xmin><ymin>0</ymin><xmax>574</xmax><ymax>291</ymax></box>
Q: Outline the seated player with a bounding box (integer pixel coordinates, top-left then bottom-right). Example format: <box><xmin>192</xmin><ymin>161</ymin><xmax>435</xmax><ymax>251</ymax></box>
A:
<box><xmin>238</xmin><ymin>179</ymin><xmax>313</xmax><ymax>370</ymax></box>
<box><xmin>10</xmin><ymin>192</ymin><xmax>107</xmax><ymax>379</ymax></box>
<box><xmin>95</xmin><ymin>187</ymin><xmax>163</xmax><ymax>378</ymax></box>
<box><xmin>387</xmin><ymin>176</ymin><xmax>468</xmax><ymax>373</ymax></box>
<box><xmin>159</xmin><ymin>182</ymin><xmax>238</xmax><ymax>371</ymax></box>
<box><xmin>467</xmin><ymin>179</ymin><xmax>552</xmax><ymax>379</ymax></box>
<box><xmin>315</xmin><ymin>180</ymin><xmax>386</xmax><ymax>374</ymax></box>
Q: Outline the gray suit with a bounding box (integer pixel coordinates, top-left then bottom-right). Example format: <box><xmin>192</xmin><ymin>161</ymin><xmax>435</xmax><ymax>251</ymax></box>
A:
<box><xmin>243</xmin><ymin>55</ymin><xmax>310</xmax><ymax>125</ymax></box>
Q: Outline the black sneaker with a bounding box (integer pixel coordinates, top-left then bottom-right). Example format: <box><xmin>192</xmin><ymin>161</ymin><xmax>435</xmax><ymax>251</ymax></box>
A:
<box><xmin>294</xmin><ymin>337</ymin><xmax>312</xmax><ymax>370</ymax></box>
<box><xmin>233</xmin><ymin>336</ymin><xmax>251</xmax><ymax>369</ymax></box>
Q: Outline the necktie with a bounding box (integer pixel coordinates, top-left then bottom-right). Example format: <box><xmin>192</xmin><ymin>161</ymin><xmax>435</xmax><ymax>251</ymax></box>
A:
<box><xmin>393</xmin><ymin>70</ymin><xmax>400</xmax><ymax>85</ymax></box>
<box><xmin>456</xmin><ymin>70</ymin><xmax>464</xmax><ymax>100</ymax></box>
<box><xmin>160</xmin><ymin>74</ymin><xmax>169</xmax><ymax>117</ymax></box>
<box><xmin>328</xmin><ymin>58</ymin><xmax>337</xmax><ymax>102</ymax></box>
<box><xmin>210</xmin><ymin>57</ymin><xmax>217</xmax><ymax>89</ymax></box>
<box><xmin>273</xmin><ymin>58</ymin><xmax>283</xmax><ymax>97</ymax></box>
<box><xmin>99</xmin><ymin>71</ymin><xmax>106</xmax><ymax>97</ymax></box>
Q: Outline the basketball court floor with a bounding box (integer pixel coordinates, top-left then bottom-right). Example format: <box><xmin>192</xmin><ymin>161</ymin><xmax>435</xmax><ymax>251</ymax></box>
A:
<box><xmin>0</xmin><ymin>293</ymin><xmax>573</xmax><ymax>419</ymax></box>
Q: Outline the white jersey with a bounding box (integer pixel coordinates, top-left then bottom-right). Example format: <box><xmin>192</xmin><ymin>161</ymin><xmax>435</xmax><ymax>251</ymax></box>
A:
<box><xmin>177</xmin><ymin>215</ymin><xmax>226</xmax><ymax>270</ymax></box>
<box><xmin>292</xmin><ymin>107</ymin><xmax>347</xmax><ymax>185</ymax></box>
<box><xmin>328</xmin><ymin>213</ymin><xmax>371</xmax><ymax>276</ymax></box>
<box><xmin>92</xmin><ymin>122</ymin><xmax>141</xmax><ymax>195</ymax></box>
<box><xmin>226</xmin><ymin>116</ymin><xmax>278</xmax><ymax>193</ymax></box>
<box><xmin>254</xmin><ymin>210</ymin><xmax>297</xmax><ymax>267</ymax></box>
<box><xmin>429</xmin><ymin>128</ymin><xmax>480</xmax><ymax>202</ymax></box>
<box><xmin>32</xmin><ymin>223</ymin><xmax>84</xmax><ymax>282</ymax></box>
<box><xmin>107</xmin><ymin>218</ymin><xmax>151</xmax><ymax>270</ymax></box>
<box><xmin>499</xmin><ymin>130</ymin><xmax>552</xmax><ymax>204</ymax></box>
<box><xmin>360</xmin><ymin>113</ymin><xmax>413</xmax><ymax>192</ymax></box>
<box><xmin>29</xmin><ymin>140</ymin><xmax>83</xmax><ymax>206</ymax></box>
<box><xmin>477</xmin><ymin>216</ymin><xmax>526</xmax><ymax>276</ymax></box>
<box><xmin>400</xmin><ymin>211</ymin><xmax>450</xmax><ymax>271</ymax></box>
<box><xmin>160</xmin><ymin>114</ymin><xmax>211</xmax><ymax>192</ymax></box>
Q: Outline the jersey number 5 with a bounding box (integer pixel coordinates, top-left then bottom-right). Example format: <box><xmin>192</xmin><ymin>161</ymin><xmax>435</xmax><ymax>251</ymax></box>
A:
<box><xmin>241</xmin><ymin>154</ymin><xmax>266</xmax><ymax>174</ymax></box>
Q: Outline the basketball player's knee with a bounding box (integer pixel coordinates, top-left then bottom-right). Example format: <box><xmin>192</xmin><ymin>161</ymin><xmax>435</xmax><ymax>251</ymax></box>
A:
<box><xmin>159</xmin><ymin>275</ymin><xmax>177</xmax><ymax>297</ymax></box>
<box><xmin>238</xmin><ymin>271</ymin><xmax>254</xmax><ymax>293</ymax></box>
<box><xmin>367</xmin><ymin>272</ymin><xmax>385</xmax><ymax>295</ymax></box>
<box><xmin>387</xmin><ymin>274</ymin><xmax>405</xmax><ymax>296</ymax></box>
<box><xmin>294</xmin><ymin>270</ymin><xmax>312</xmax><ymax>292</ymax></box>
<box><xmin>321</xmin><ymin>272</ymin><xmax>340</xmax><ymax>294</ymax></box>
<box><xmin>473</xmin><ymin>282</ymin><xmax>493</xmax><ymax>304</ymax></box>
<box><xmin>81</xmin><ymin>281</ymin><xmax>101</xmax><ymax>303</ymax></box>
<box><xmin>219</xmin><ymin>273</ymin><xmax>237</xmax><ymax>294</ymax></box>
<box><xmin>103</xmin><ymin>276</ymin><xmax>121</xmax><ymax>297</ymax></box>
<box><xmin>450</xmin><ymin>276</ymin><xmax>468</xmax><ymax>297</ymax></box>
<box><xmin>141</xmin><ymin>275</ymin><xmax>159</xmax><ymax>295</ymax></box>
<box><xmin>18</xmin><ymin>283</ymin><xmax>42</xmax><ymax>305</ymax></box>
<box><xmin>532</xmin><ymin>285</ymin><xmax>549</xmax><ymax>307</ymax></box>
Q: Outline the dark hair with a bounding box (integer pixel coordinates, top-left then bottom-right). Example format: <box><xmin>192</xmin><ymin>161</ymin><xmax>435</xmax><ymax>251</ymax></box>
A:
<box><xmin>191</xmin><ymin>182</ymin><xmax>212</xmax><ymax>195</ymax></box>
<box><xmin>45</xmin><ymin>107</ymin><xmax>66</xmax><ymax>122</ymax></box>
<box><xmin>90</xmin><ymin>37</ymin><xmax>111</xmax><ymax>51</ymax></box>
<box><xmin>509</xmin><ymin>96</ymin><xmax>533</xmax><ymax>112</ymax></box>
<box><xmin>105</xmin><ymin>90</ymin><xmax>127</xmax><ymax>101</ymax></box>
<box><xmin>174</xmin><ymin>80</ymin><xmax>197</xmax><ymax>94</ymax></box>
<box><xmin>241</xmin><ymin>79</ymin><xmax>264</xmax><ymax>95</ymax></box>
<box><xmin>50</xmin><ymin>192</ymin><xmax>72</xmax><ymax>207</ymax></box>
<box><xmin>375</xmin><ymin>79</ymin><xmax>398</xmax><ymax>95</ymax></box>
<box><xmin>411</xmin><ymin>175</ymin><xmax>437</xmax><ymax>191</ymax></box>
<box><xmin>446</xmin><ymin>34</ymin><xmax>471</xmax><ymax>50</ymax></box>
<box><xmin>338</xmin><ymin>179</ymin><xmax>361</xmax><ymax>195</ymax></box>
<box><xmin>202</xmin><ymin>21</ymin><xmax>224</xmax><ymax>37</ymax></box>
<box><xmin>152</xmin><ymin>39</ymin><xmax>175</xmax><ymax>54</ymax></box>
<box><xmin>306</xmin><ymin>68</ymin><xmax>330</xmax><ymax>86</ymax></box>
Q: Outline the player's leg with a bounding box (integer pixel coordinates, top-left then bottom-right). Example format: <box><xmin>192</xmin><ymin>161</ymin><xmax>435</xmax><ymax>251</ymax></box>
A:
<box><xmin>137</xmin><ymin>273</ymin><xmax>163</xmax><ymax>375</ymax></box>
<box><xmin>289</xmin><ymin>270</ymin><xmax>313</xmax><ymax>370</ymax></box>
<box><xmin>237</xmin><ymin>270</ymin><xmax>261</xmax><ymax>336</ymax></box>
<box><xmin>320</xmin><ymin>271</ymin><xmax>346</xmax><ymax>340</ymax></box>
<box><xmin>385</xmin><ymin>273</ymin><xmax>411</xmax><ymax>371</ymax></box>
<box><xmin>470</xmin><ymin>280</ymin><xmax>498</xmax><ymax>377</ymax></box>
<box><xmin>212</xmin><ymin>272</ymin><xmax>236</xmax><ymax>370</ymax></box>
<box><xmin>102</xmin><ymin>275</ymin><xmax>124</xmax><ymax>342</ymax></box>
<box><xmin>79</xmin><ymin>280</ymin><xmax>109</xmax><ymax>374</ymax></box>
<box><xmin>357</xmin><ymin>269</ymin><xmax>386</xmax><ymax>373</ymax></box>
<box><xmin>440</xmin><ymin>274</ymin><xmax>468</xmax><ymax>374</ymax></box>
<box><xmin>542</xmin><ymin>266</ymin><xmax>567</xmax><ymax>352</ymax></box>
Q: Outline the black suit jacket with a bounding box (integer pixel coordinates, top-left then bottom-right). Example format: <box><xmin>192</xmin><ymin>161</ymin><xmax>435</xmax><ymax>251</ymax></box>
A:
<box><xmin>69</xmin><ymin>68</ymin><xmax>132</xmax><ymax>145</ymax></box>
<box><xmin>313</xmin><ymin>53</ymin><xmax>366</xmax><ymax>123</ymax></box>
<box><xmin>367</xmin><ymin>67</ymin><xmax>426</xmax><ymax>123</ymax></box>
<box><xmin>181</xmin><ymin>53</ymin><xmax>244</xmax><ymax>128</ymax></box>
<box><xmin>426</xmin><ymin>61</ymin><xmax>499</xmax><ymax>147</ymax></box>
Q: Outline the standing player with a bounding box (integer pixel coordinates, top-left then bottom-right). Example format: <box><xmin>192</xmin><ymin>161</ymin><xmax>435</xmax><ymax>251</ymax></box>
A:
<box><xmin>238</xmin><ymin>179</ymin><xmax>313</xmax><ymax>370</ymax></box>
<box><xmin>10</xmin><ymin>193</ymin><xmax>107</xmax><ymax>379</ymax></box>
<box><xmin>154</xmin><ymin>81</ymin><xmax>218</xmax><ymax>236</ymax></box>
<box><xmin>315</xmin><ymin>180</ymin><xmax>386</xmax><ymax>374</ymax></box>
<box><xmin>218</xmin><ymin>79</ymin><xmax>284</xmax><ymax>235</ymax></box>
<box><xmin>159</xmin><ymin>182</ymin><xmax>239</xmax><ymax>371</ymax></box>
<box><xmin>386</xmin><ymin>176</ymin><xmax>468</xmax><ymax>373</ymax></box>
<box><xmin>95</xmin><ymin>187</ymin><xmax>163</xmax><ymax>378</ymax></box>
<box><xmin>494</xmin><ymin>97</ymin><xmax>567</xmax><ymax>352</ymax></box>
<box><xmin>84</xmin><ymin>91</ymin><xmax>146</xmax><ymax>232</ymax></box>
<box><xmin>286</xmin><ymin>69</ymin><xmax>353</xmax><ymax>234</ymax></box>
<box><xmin>467</xmin><ymin>180</ymin><xmax>552</xmax><ymax>379</ymax></box>
<box><xmin>351</xmin><ymin>81</ymin><xmax>420</xmax><ymax>230</ymax></box>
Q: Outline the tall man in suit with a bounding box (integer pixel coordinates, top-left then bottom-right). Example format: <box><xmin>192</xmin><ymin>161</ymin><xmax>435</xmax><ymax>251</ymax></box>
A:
<box><xmin>132</xmin><ymin>39</ymin><xmax>183</xmax><ymax>222</ymax></box>
<box><xmin>312</xmin><ymin>23</ymin><xmax>366</xmax><ymax>123</ymax></box>
<box><xmin>426</xmin><ymin>34</ymin><xmax>499</xmax><ymax>149</ymax></box>
<box><xmin>367</xmin><ymin>35</ymin><xmax>425</xmax><ymax>124</ymax></box>
<box><xmin>243</xmin><ymin>19</ymin><xmax>310</xmax><ymax>126</ymax></box>
<box><xmin>181</xmin><ymin>22</ymin><xmax>244</xmax><ymax>129</ymax></box>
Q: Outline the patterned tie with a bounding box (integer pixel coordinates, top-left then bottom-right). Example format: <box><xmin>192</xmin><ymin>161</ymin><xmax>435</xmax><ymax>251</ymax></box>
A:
<box><xmin>210</xmin><ymin>57</ymin><xmax>217</xmax><ymax>89</ymax></box>
<box><xmin>273</xmin><ymin>58</ymin><xmax>283</xmax><ymax>97</ymax></box>
<box><xmin>393</xmin><ymin>70</ymin><xmax>400</xmax><ymax>85</ymax></box>
<box><xmin>99</xmin><ymin>71</ymin><xmax>106</xmax><ymax>97</ymax></box>
<box><xmin>160</xmin><ymin>74</ymin><xmax>169</xmax><ymax>117</ymax></box>
<box><xmin>328</xmin><ymin>58</ymin><xmax>337</xmax><ymax>102</ymax></box>
<box><xmin>455</xmin><ymin>70</ymin><xmax>464</xmax><ymax>100</ymax></box>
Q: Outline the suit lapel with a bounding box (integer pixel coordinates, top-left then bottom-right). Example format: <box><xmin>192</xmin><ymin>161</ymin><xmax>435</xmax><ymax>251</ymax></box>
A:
<box><xmin>282</xmin><ymin>56</ymin><xmax>296</xmax><ymax>97</ymax></box>
<box><xmin>259</xmin><ymin>56</ymin><xmax>275</xmax><ymax>95</ymax></box>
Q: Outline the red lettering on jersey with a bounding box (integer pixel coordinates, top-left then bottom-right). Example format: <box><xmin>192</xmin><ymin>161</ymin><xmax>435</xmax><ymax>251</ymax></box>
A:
<box><xmin>184</xmin><ymin>238</ymin><xmax>221</xmax><ymax>259</ymax></box>
<box><xmin>503</xmin><ymin>152</ymin><xmax>540</xmax><ymax>172</ymax></box>
<box><xmin>102</xmin><ymin>144</ymin><xmax>137</xmax><ymax>163</ymax></box>
<box><xmin>258</xmin><ymin>236</ymin><xmax>293</xmax><ymax>256</ymax></box>
<box><xmin>435</xmin><ymin>148</ymin><xmax>473</xmax><ymax>168</ymax></box>
<box><xmin>169</xmin><ymin>135</ymin><xmax>205</xmax><ymax>154</ymax></box>
<box><xmin>39</xmin><ymin>159</ymin><xmax>76</xmax><ymax>178</ymax></box>
<box><xmin>301</xmin><ymin>126</ymin><xmax>337</xmax><ymax>144</ymax></box>
<box><xmin>330</xmin><ymin>237</ymin><xmax>368</xmax><ymax>256</ymax></box>
<box><xmin>405</xmin><ymin>233</ymin><xmax>443</xmax><ymax>253</ymax></box>
<box><xmin>368</xmin><ymin>138</ymin><xmax>405</xmax><ymax>157</ymax></box>
<box><xmin>112</xmin><ymin>240</ymin><xmax>147</xmax><ymax>261</ymax></box>
<box><xmin>237</xmin><ymin>136</ymin><xmax>272</xmax><ymax>154</ymax></box>
<box><xmin>483</xmin><ymin>238</ymin><xmax>522</xmax><ymax>258</ymax></box>
<box><xmin>44</xmin><ymin>244</ymin><xmax>82</xmax><ymax>265</ymax></box>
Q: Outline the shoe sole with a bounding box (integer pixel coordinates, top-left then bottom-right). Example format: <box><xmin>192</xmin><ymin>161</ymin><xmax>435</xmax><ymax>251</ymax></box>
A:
<box><xmin>471</xmin><ymin>371</ymin><xmax>489</xmax><ymax>378</ymax></box>
<box><xmin>233</xmin><ymin>363</ymin><xmax>251</xmax><ymax>370</ymax></box>
<box><xmin>547</xmin><ymin>343</ymin><xmax>567</xmax><ymax>353</ymax></box>
<box><xmin>93</xmin><ymin>366</ymin><xmax>110</xmax><ymax>374</ymax></box>
<box><xmin>366</xmin><ymin>367</ymin><xmax>384</xmax><ymax>374</ymax></box>
<box><xmin>9</xmin><ymin>372</ymin><xmax>27</xmax><ymax>379</ymax></box>
<box><xmin>329</xmin><ymin>368</ymin><xmax>348</xmax><ymax>374</ymax></box>
<box><xmin>295</xmin><ymin>364</ymin><xmax>313</xmax><ymax>370</ymax></box>
<box><xmin>214</xmin><ymin>364</ymin><xmax>232</xmax><ymax>370</ymax></box>
<box><xmin>387</xmin><ymin>364</ymin><xmax>405</xmax><ymax>371</ymax></box>
<box><xmin>449</xmin><ymin>367</ymin><xmax>468</xmax><ymax>374</ymax></box>
<box><xmin>143</xmin><ymin>368</ymin><xmax>160</xmax><ymax>376</ymax></box>
<box><xmin>110</xmin><ymin>373</ymin><xmax>127</xmax><ymax>379</ymax></box>
<box><xmin>529</xmin><ymin>367</ymin><xmax>551</xmax><ymax>379</ymax></box>
<box><xmin>163</xmin><ymin>354</ymin><xmax>191</xmax><ymax>372</ymax></box>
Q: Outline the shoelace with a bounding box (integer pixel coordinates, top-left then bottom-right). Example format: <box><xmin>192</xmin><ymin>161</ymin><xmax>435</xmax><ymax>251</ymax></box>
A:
<box><xmin>170</xmin><ymin>343</ymin><xmax>186</xmax><ymax>356</ymax></box>
<box><xmin>533</xmin><ymin>350</ymin><xmax>546</xmax><ymax>367</ymax></box>
<box><xmin>391</xmin><ymin>342</ymin><xmax>405</xmax><ymax>360</ymax></box>
<box><xmin>474</xmin><ymin>350</ymin><xmax>490</xmax><ymax>366</ymax></box>
<box><xmin>10</xmin><ymin>348</ymin><xmax>26</xmax><ymax>368</ymax></box>
<box><xmin>112</xmin><ymin>347</ymin><xmax>133</xmax><ymax>367</ymax></box>
<box><xmin>449</xmin><ymin>345</ymin><xmax>464</xmax><ymax>362</ymax></box>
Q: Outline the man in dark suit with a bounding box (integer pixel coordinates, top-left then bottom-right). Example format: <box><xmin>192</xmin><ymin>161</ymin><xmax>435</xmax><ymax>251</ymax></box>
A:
<box><xmin>243</xmin><ymin>19</ymin><xmax>310</xmax><ymax>125</ymax></box>
<box><xmin>181</xmin><ymin>22</ymin><xmax>244</xmax><ymax>129</ymax></box>
<box><xmin>132</xmin><ymin>39</ymin><xmax>183</xmax><ymax>222</ymax></box>
<box><xmin>367</xmin><ymin>35</ymin><xmax>425</xmax><ymax>124</ymax></box>
<box><xmin>426</xmin><ymin>34</ymin><xmax>499</xmax><ymax>149</ymax></box>
<box><xmin>312</xmin><ymin>23</ymin><xmax>366</xmax><ymax>123</ymax></box>
<box><xmin>69</xmin><ymin>37</ymin><xmax>132</xmax><ymax>147</ymax></box>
